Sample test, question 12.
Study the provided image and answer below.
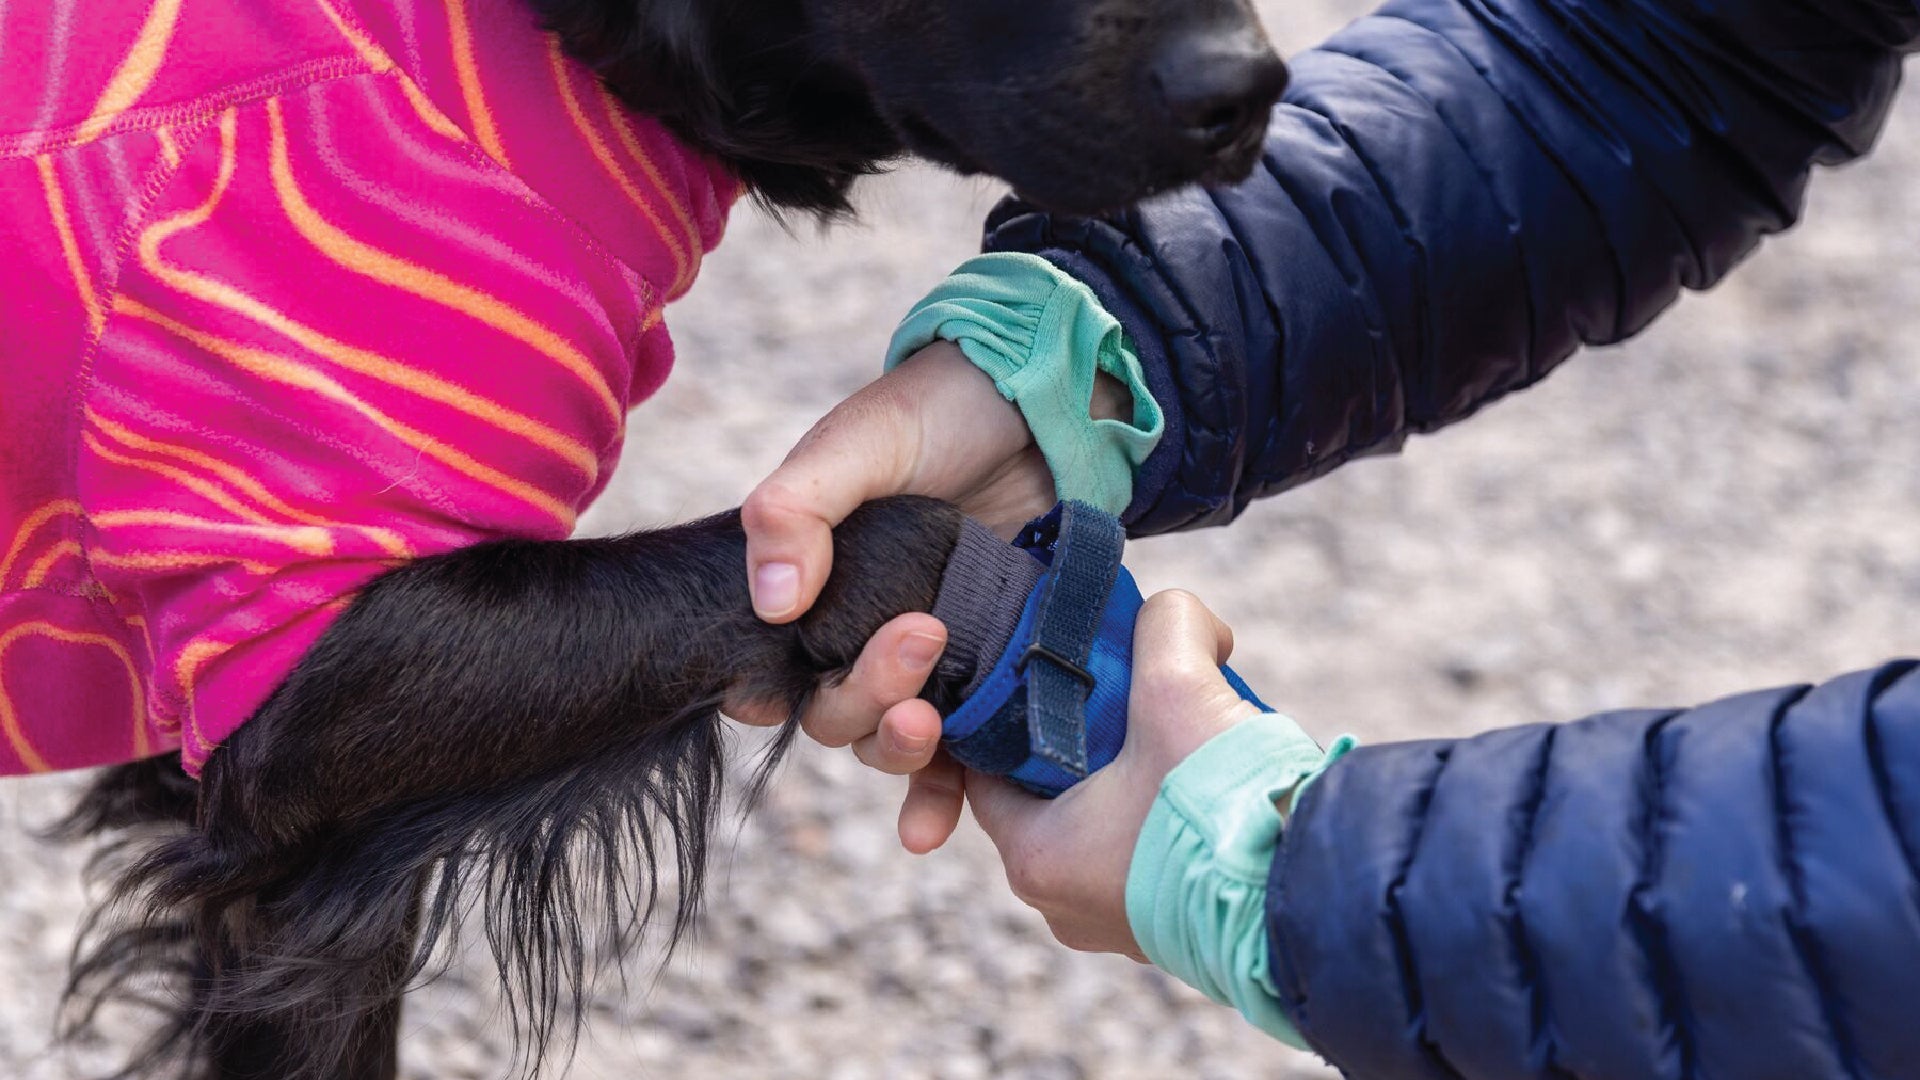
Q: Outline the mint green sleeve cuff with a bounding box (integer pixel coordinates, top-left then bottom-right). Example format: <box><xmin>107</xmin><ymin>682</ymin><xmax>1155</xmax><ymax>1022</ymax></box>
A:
<box><xmin>886</xmin><ymin>251</ymin><xmax>1164</xmax><ymax>517</ymax></box>
<box><xmin>1125</xmin><ymin>716</ymin><xmax>1358</xmax><ymax>1048</ymax></box>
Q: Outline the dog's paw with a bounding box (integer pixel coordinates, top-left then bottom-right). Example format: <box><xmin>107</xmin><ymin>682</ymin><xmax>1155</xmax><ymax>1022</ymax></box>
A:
<box><xmin>795</xmin><ymin>495</ymin><xmax>964</xmax><ymax>667</ymax></box>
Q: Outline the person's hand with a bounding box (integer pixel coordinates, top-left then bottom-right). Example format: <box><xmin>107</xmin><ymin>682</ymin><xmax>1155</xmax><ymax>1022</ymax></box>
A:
<box><xmin>967</xmin><ymin>590</ymin><xmax>1263</xmax><ymax>959</ymax></box>
<box><xmin>730</xmin><ymin>341</ymin><xmax>1058</xmax><ymax>851</ymax></box>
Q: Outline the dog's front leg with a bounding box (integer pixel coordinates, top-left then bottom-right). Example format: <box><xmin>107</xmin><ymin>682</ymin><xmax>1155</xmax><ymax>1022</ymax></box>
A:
<box><xmin>65</xmin><ymin>495</ymin><xmax>966</xmax><ymax>1080</ymax></box>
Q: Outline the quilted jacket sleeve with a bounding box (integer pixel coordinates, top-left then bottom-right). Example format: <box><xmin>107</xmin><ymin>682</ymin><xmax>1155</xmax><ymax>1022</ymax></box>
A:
<box><xmin>983</xmin><ymin>0</ymin><xmax>1920</xmax><ymax>534</ymax></box>
<box><xmin>1270</xmin><ymin>661</ymin><xmax>1920</xmax><ymax>1079</ymax></box>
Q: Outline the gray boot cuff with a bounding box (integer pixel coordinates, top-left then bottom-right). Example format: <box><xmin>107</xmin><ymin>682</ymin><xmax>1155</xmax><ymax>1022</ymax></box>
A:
<box><xmin>929</xmin><ymin>518</ymin><xmax>1045</xmax><ymax>699</ymax></box>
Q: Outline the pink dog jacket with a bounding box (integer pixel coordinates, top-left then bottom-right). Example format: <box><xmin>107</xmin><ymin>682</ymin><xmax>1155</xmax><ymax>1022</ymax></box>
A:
<box><xmin>0</xmin><ymin>0</ymin><xmax>738</xmax><ymax>775</ymax></box>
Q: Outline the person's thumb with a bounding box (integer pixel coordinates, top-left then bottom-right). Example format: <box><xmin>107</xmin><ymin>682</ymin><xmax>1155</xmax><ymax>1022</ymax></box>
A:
<box><xmin>742</xmin><ymin>390</ymin><xmax>918</xmax><ymax>623</ymax></box>
<box><xmin>1128</xmin><ymin>590</ymin><xmax>1262</xmax><ymax>767</ymax></box>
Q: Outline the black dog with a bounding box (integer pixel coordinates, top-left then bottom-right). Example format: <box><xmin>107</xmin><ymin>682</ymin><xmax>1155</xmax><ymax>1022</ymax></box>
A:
<box><xmin>533</xmin><ymin>0</ymin><xmax>1289</xmax><ymax>214</ymax></box>
<box><xmin>59</xmin><ymin>2</ymin><xmax>1287</xmax><ymax>1077</ymax></box>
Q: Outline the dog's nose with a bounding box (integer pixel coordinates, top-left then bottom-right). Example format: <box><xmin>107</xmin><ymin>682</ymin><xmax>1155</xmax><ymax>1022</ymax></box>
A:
<box><xmin>1150</xmin><ymin>35</ymin><xmax>1288</xmax><ymax>155</ymax></box>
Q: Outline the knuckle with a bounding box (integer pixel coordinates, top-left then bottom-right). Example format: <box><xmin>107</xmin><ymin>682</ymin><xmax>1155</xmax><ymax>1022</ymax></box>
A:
<box><xmin>741</xmin><ymin>481</ymin><xmax>806</xmax><ymax>533</ymax></box>
<box><xmin>816</xmin><ymin>676</ymin><xmax>910</xmax><ymax>748</ymax></box>
<box><xmin>1148</xmin><ymin>588</ymin><xmax>1204</xmax><ymax>619</ymax></box>
<box><xmin>800</xmin><ymin>712</ymin><xmax>856</xmax><ymax>749</ymax></box>
<box><xmin>846</xmin><ymin>668</ymin><xmax>902</xmax><ymax>716</ymax></box>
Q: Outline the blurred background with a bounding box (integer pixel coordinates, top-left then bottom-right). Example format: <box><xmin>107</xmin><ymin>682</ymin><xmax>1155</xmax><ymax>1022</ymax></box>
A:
<box><xmin>5</xmin><ymin>0</ymin><xmax>1918</xmax><ymax>1076</ymax></box>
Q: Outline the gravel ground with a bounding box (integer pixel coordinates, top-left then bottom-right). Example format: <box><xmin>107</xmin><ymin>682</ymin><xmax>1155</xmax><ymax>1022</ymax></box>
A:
<box><xmin>5</xmin><ymin>5</ymin><xmax>1919</xmax><ymax>1077</ymax></box>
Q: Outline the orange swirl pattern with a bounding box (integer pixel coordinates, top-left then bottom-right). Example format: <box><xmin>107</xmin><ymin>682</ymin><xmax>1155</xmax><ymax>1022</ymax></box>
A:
<box><xmin>0</xmin><ymin>0</ymin><xmax>740</xmax><ymax>775</ymax></box>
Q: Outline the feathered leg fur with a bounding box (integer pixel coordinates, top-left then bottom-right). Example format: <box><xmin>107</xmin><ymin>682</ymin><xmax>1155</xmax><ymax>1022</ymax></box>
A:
<box><xmin>59</xmin><ymin>495</ymin><xmax>968</xmax><ymax>1080</ymax></box>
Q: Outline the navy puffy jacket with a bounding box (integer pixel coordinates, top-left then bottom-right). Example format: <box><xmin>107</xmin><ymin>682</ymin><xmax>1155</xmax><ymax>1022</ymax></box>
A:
<box><xmin>986</xmin><ymin>0</ymin><xmax>1920</xmax><ymax>1075</ymax></box>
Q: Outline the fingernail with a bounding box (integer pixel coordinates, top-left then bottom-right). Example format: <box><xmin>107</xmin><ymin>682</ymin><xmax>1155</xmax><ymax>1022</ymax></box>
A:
<box><xmin>891</xmin><ymin>730</ymin><xmax>934</xmax><ymax>756</ymax></box>
<box><xmin>899</xmin><ymin>631</ymin><xmax>944</xmax><ymax>669</ymax></box>
<box><xmin>753</xmin><ymin>562</ymin><xmax>799</xmax><ymax>618</ymax></box>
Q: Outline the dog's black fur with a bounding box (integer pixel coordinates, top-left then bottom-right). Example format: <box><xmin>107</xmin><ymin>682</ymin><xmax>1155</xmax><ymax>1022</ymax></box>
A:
<box><xmin>64</xmin><ymin>497</ymin><xmax>971</xmax><ymax>1080</ymax></box>
<box><xmin>58</xmin><ymin>1</ymin><xmax>1284</xmax><ymax>1076</ymax></box>
<box><xmin>530</xmin><ymin>0</ymin><xmax>1282</xmax><ymax>215</ymax></box>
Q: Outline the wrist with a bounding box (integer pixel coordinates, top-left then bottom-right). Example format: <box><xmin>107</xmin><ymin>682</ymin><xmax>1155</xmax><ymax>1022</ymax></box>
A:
<box><xmin>888</xmin><ymin>340</ymin><xmax>1045</xmax><ymax>506</ymax></box>
<box><xmin>894</xmin><ymin>340</ymin><xmax>1032</xmax><ymax>444</ymax></box>
<box><xmin>1125</xmin><ymin>716</ymin><xmax>1355</xmax><ymax>1047</ymax></box>
<box><xmin>888</xmin><ymin>252</ymin><xmax>1162</xmax><ymax>517</ymax></box>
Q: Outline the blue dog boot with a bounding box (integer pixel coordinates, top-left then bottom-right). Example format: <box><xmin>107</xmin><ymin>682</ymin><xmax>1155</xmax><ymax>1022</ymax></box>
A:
<box><xmin>927</xmin><ymin>501</ymin><xmax>1270</xmax><ymax>797</ymax></box>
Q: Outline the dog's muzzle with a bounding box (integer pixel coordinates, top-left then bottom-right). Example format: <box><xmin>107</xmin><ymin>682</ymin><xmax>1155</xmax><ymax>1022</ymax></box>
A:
<box><xmin>928</xmin><ymin>501</ymin><xmax>1270</xmax><ymax>797</ymax></box>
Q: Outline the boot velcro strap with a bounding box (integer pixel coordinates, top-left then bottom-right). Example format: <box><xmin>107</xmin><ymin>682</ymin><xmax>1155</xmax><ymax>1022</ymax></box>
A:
<box><xmin>1018</xmin><ymin>501</ymin><xmax>1125</xmax><ymax>777</ymax></box>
